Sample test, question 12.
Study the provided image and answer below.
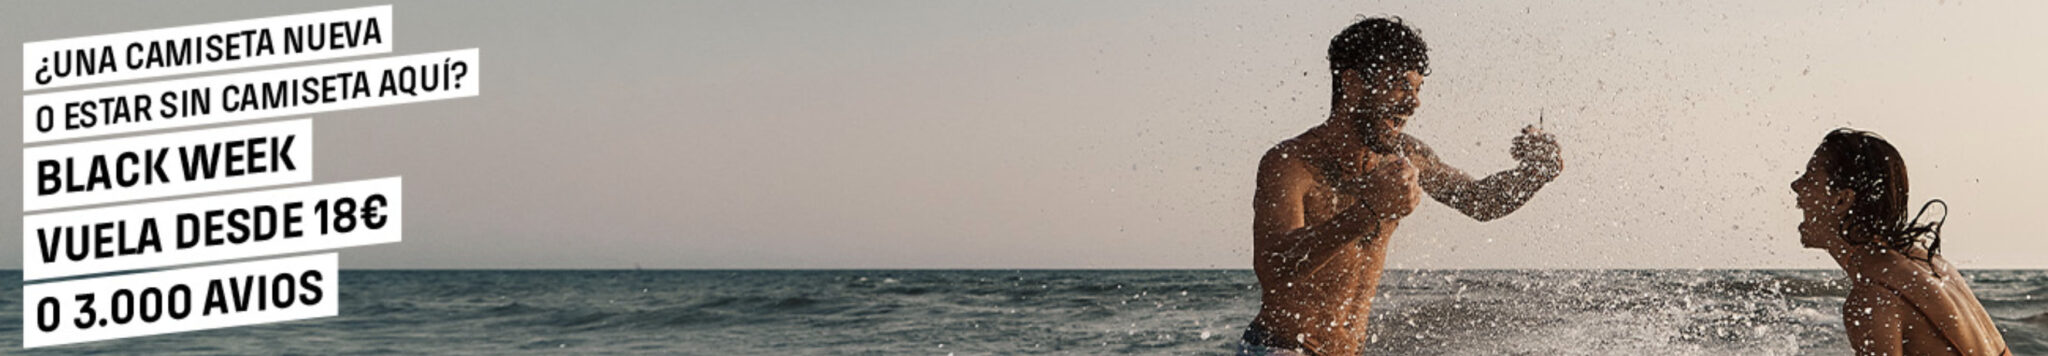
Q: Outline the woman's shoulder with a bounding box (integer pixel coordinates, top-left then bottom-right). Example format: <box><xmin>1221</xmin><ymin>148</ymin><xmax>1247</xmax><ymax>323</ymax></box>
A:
<box><xmin>1853</xmin><ymin>247</ymin><xmax>1946</xmax><ymax>283</ymax></box>
<box><xmin>1841</xmin><ymin>283</ymin><xmax>1909</xmax><ymax>317</ymax></box>
<box><xmin>1851</xmin><ymin>249</ymin><xmax>2009</xmax><ymax>355</ymax></box>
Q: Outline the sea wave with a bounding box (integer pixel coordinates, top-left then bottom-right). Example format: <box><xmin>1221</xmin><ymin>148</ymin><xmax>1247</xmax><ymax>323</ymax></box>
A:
<box><xmin>0</xmin><ymin>270</ymin><xmax>2039</xmax><ymax>355</ymax></box>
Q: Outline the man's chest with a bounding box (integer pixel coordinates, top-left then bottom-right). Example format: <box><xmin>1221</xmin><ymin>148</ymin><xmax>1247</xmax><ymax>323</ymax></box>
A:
<box><xmin>1301</xmin><ymin>183</ymin><xmax>1362</xmax><ymax>224</ymax></box>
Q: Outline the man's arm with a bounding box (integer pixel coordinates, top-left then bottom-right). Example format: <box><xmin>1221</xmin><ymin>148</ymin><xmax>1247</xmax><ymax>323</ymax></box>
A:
<box><xmin>1251</xmin><ymin>149</ymin><xmax>1403</xmax><ymax>278</ymax></box>
<box><xmin>1410</xmin><ymin>131</ymin><xmax>1561</xmax><ymax>222</ymax></box>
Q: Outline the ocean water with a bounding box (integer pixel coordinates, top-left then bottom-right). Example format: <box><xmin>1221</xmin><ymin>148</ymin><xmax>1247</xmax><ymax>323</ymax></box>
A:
<box><xmin>1</xmin><ymin>269</ymin><xmax>2043</xmax><ymax>355</ymax></box>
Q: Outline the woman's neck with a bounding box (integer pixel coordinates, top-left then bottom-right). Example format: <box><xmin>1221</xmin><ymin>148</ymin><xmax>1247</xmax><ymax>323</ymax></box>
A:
<box><xmin>1831</xmin><ymin>240</ymin><xmax>1931</xmax><ymax>275</ymax></box>
<box><xmin>1826</xmin><ymin>236</ymin><xmax>1884</xmax><ymax>273</ymax></box>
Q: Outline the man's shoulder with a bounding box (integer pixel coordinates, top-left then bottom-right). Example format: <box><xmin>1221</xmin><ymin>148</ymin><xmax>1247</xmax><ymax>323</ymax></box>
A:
<box><xmin>1262</xmin><ymin>135</ymin><xmax>1313</xmax><ymax>163</ymax></box>
<box><xmin>1258</xmin><ymin>138</ymin><xmax>1319</xmax><ymax>187</ymax></box>
<box><xmin>1260</xmin><ymin>141</ymin><xmax>1302</xmax><ymax>172</ymax></box>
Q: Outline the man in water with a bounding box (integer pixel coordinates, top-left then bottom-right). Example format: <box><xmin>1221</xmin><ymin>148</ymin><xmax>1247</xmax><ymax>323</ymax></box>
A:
<box><xmin>1241</xmin><ymin>17</ymin><xmax>1564</xmax><ymax>355</ymax></box>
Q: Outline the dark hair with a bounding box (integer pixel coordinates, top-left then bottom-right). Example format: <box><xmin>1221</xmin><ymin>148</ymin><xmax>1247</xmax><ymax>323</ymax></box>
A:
<box><xmin>1815</xmin><ymin>128</ymin><xmax>1946</xmax><ymax>259</ymax></box>
<box><xmin>1329</xmin><ymin>17</ymin><xmax>1430</xmax><ymax>101</ymax></box>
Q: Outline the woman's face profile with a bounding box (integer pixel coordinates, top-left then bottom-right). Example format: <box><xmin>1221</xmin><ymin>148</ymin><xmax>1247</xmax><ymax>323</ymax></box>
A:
<box><xmin>1791</xmin><ymin>152</ymin><xmax>1854</xmax><ymax>249</ymax></box>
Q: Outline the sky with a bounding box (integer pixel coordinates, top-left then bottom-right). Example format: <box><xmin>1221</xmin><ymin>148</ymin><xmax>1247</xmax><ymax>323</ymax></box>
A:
<box><xmin>5</xmin><ymin>1</ymin><xmax>2044</xmax><ymax>269</ymax></box>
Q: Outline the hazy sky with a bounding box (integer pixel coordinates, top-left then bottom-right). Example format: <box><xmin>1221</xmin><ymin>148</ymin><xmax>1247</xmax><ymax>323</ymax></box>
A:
<box><xmin>6</xmin><ymin>1</ymin><xmax>2044</xmax><ymax>269</ymax></box>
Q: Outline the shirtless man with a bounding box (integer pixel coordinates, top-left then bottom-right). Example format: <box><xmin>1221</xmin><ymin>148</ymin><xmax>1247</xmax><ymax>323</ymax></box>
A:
<box><xmin>1239</xmin><ymin>18</ymin><xmax>1564</xmax><ymax>355</ymax></box>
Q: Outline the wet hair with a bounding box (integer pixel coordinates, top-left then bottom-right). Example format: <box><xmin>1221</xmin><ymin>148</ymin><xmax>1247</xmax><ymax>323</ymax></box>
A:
<box><xmin>1329</xmin><ymin>17</ymin><xmax>1430</xmax><ymax>102</ymax></box>
<box><xmin>1814</xmin><ymin>128</ymin><xmax>1947</xmax><ymax>261</ymax></box>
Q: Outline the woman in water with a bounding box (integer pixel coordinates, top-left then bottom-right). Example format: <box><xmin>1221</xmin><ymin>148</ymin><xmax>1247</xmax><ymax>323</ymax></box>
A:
<box><xmin>1791</xmin><ymin>128</ymin><xmax>2009</xmax><ymax>355</ymax></box>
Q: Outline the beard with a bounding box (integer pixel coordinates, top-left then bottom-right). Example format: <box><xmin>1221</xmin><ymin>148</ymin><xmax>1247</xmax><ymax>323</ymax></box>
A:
<box><xmin>1347</xmin><ymin>111</ymin><xmax>1407</xmax><ymax>154</ymax></box>
<box><xmin>1348</xmin><ymin>101</ymin><xmax>1416</xmax><ymax>117</ymax></box>
<box><xmin>1385</xmin><ymin>101</ymin><xmax>1417</xmax><ymax>117</ymax></box>
<box><xmin>1343</xmin><ymin>116</ymin><xmax>1409</xmax><ymax>154</ymax></box>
